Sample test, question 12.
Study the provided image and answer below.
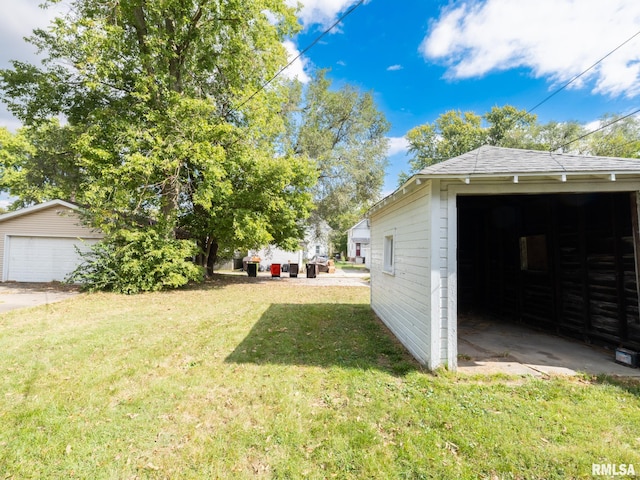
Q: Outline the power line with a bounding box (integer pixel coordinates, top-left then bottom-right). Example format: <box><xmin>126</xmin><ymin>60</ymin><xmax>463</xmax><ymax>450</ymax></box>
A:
<box><xmin>502</xmin><ymin>28</ymin><xmax>640</xmax><ymax>155</ymax></box>
<box><xmin>234</xmin><ymin>0</ymin><xmax>365</xmax><ymax>112</ymax></box>
<box><xmin>526</xmin><ymin>28</ymin><xmax>640</xmax><ymax>115</ymax></box>
<box><xmin>551</xmin><ymin>107</ymin><xmax>640</xmax><ymax>152</ymax></box>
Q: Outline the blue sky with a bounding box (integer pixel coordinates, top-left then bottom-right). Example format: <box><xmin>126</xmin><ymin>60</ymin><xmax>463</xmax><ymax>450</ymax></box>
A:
<box><xmin>285</xmin><ymin>0</ymin><xmax>640</xmax><ymax>193</ymax></box>
<box><xmin>2</xmin><ymin>0</ymin><xmax>640</xmax><ymax>195</ymax></box>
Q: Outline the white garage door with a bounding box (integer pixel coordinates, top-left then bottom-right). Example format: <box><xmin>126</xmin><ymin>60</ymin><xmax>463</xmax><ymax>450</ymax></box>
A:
<box><xmin>5</xmin><ymin>236</ymin><xmax>98</xmax><ymax>282</ymax></box>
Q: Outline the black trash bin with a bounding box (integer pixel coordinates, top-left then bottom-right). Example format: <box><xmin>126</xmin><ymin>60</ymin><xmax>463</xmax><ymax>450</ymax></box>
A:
<box><xmin>306</xmin><ymin>263</ymin><xmax>317</xmax><ymax>279</ymax></box>
<box><xmin>247</xmin><ymin>262</ymin><xmax>258</xmax><ymax>277</ymax></box>
<box><xmin>289</xmin><ymin>263</ymin><xmax>299</xmax><ymax>278</ymax></box>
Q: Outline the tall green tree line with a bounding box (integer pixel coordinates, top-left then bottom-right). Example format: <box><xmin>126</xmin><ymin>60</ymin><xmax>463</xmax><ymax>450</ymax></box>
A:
<box><xmin>283</xmin><ymin>70</ymin><xmax>389</xmax><ymax>249</ymax></box>
<box><xmin>402</xmin><ymin>106</ymin><xmax>640</xmax><ymax>183</ymax></box>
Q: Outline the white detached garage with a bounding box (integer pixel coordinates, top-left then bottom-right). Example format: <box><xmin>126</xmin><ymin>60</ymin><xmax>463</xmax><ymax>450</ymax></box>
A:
<box><xmin>369</xmin><ymin>146</ymin><xmax>640</xmax><ymax>371</ymax></box>
<box><xmin>0</xmin><ymin>200</ymin><xmax>103</xmax><ymax>283</ymax></box>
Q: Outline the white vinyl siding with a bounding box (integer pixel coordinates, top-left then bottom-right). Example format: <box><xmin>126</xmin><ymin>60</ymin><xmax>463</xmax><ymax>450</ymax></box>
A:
<box><xmin>370</xmin><ymin>183</ymin><xmax>432</xmax><ymax>367</ymax></box>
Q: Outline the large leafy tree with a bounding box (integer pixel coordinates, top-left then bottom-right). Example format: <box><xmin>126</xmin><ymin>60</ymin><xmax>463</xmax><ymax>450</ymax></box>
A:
<box><xmin>284</xmin><ymin>70</ymin><xmax>390</xmax><ymax>242</ymax></box>
<box><xmin>404</xmin><ymin>110</ymin><xmax>484</xmax><ymax>177</ymax></box>
<box><xmin>403</xmin><ymin>106</ymin><xmax>538</xmax><ymax>181</ymax></box>
<box><xmin>484</xmin><ymin>105</ymin><xmax>539</xmax><ymax>149</ymax></box>
<box><xmin>401</xmin><ymin>105</ymin><xmax>640</xmax><ymax>184</ymax></box>
<box><xmin>0</xmin><ymin>0</ymin><xmax>316</xmax><ymax>284</ymax></box>
<box><xmin>0</xmin><ymin>121</ymin><xmax>83</xmax><ymax>206</ymax></box>
<box><xmin>586</xmin><ymin>114</ymin><xmax>640</xmax><ymax>158</ymax></box>
<box><xmin>536</xmin><ymin>120</ymin><xmax>586</xmax><ymax>153</ymax></box>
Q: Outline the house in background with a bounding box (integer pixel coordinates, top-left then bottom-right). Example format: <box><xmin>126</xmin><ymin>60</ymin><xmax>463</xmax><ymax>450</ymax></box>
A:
<box><xmin>248</xmin><ymin>244</ymin><xmax>304</xmax><ymax>270</ymax></box>
<box><xmin>368</xmin><ymin>146</ymin><xmax>640</xmax><ymax>371</ymax></box>
<box><xmin>0</xmin><ymin>199</ymin><xmax>103</xmax><ymax>282</ymax></box>
<box><xmin>347</xmin><ymin>218</ymin><xmax>370</xmax><ymax>267</ymax></box>
<box><xmin>245</xmin><ymin>222</ymin><xmax>332</xmax><ymax>271</ymax></box>
<box><xmin>303</xmin><ymin>219</ymin><xmax>332</xmax><ymax>259</ymax></box>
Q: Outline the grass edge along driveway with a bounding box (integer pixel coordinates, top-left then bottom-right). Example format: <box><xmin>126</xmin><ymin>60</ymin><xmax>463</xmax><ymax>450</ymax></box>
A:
<box><xmin>0</xmin><ymin>276</ymin><xmax>639</xmax><ymax>479</ymax></box>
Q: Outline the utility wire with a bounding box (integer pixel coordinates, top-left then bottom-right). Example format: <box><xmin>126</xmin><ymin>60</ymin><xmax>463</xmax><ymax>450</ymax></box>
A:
<box><xmin>526</xmin><ymin>28</ymin><xmax>640</xmax><ymax>115</ymax></box>
<box><xmin>499</xmin><ymin>28</ymin><xmax>640</xmax><ymax>154</ymax></box>
<box><xmin>233</xmin><ymin>0</ymin><xmax>365</xmax><ymax>112</ymax></box>
<box><xmin>551</xmin><ymin>107</ymin><xmax>640</xmax><ymax>152</ymax></box>
<box><xmin>455</xmin><ymin>27</ymin><xmax>640</xmax><ymax>164</ymax></box>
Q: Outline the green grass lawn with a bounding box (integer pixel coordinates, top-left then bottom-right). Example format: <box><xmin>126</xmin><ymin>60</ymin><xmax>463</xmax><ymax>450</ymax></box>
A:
<box><xmin>1</xmin><ymin>276</ymin><xmax>639</xmax><ymax>479</ymax></box>
<box><xmin>335</xmin><ymin>260</ymin><xmax>369</xmax><ymax>272</ymax></box>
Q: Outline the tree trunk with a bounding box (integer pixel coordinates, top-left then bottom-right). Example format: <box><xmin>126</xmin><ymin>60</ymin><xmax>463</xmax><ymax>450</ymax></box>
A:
<box><xmin>160</xmin><ymin>174</ymin><xmax>181</xmax><ymax>232</ymax></box>
<box><xmin>206</xmin><ymin>241</ymin><xmax>219</xmax><ymax>277</ymax></box>
<box><xmin>196</xmin><ymin>236</ymin><xmax>218</xmax><ymax>277</ymax></box>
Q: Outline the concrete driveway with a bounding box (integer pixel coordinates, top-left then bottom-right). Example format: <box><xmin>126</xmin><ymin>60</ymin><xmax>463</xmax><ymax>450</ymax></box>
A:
<box><xmin>222</xmin><ymin>267</ymin><xmax>370</xmax><ymax>287</ymax></box>
<box><xmin>458</xmin><ymin>314</ymin><xmax>640</xmax><ymax>377</ymax></box>
<box><xmin>0</xmin><ymin>283</ymin><xmax>80</xmax><ymax>313</ymax></box>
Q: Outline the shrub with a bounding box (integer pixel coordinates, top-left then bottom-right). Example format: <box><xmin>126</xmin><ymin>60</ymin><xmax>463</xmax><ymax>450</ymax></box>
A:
<box><xmin>68</xmin><ymin>228</ymin><xmax>203</xmax><ymax>293</ymax></box>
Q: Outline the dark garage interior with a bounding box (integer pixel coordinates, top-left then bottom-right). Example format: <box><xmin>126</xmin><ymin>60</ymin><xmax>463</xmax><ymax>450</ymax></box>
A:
<box><xmin>457</xmin><ymin>192</ymin><xmax>640</xmax><ymax>351</ymax></box>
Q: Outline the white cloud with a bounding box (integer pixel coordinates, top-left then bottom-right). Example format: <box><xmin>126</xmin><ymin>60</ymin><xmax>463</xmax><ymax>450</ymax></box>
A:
<box><xmin>0</xmin><ymin>108</ymin><xmax>23</xmax><ymax>133</ymax></box>
<box><xmin>281</xmin><ymin>40</ymin><xmax>311</xmax><ymax>83</ymax></box>
<box><xmin>288</xmin><ymin>0</ymin><xmax>364</xmax><ymax>29</ymax></box>
<box><xmin>0</xmin><ymin>199</ymin><xmax>12</xmax><ymax>211</ymax></box>
<box><xmin>0</xmin><ymin>1</ymin><xmax>65</xmax><ymax>68</ymax></box>
<box><xmin>420</xmin><ymin>0</ymin><xmax>640</xmax><ymax>98</ymax></box>
<box><xmin>583</xmin><ymin>119</ymin><xmax>601</xmax><ymax>132</ymax></box>
<box><xmin>387</xmin><ymin>136</ymin><xmax>410</xmax><ymax>156</ymax></box>
<box><xmin>387</xmin><ymin>64</ymin><xmax>403</xmax><ymax>71</ymax></box>
<box><xmin>0</xmin><ymin>1</ymin><xmax>67</xmax><ymax>129</ymax></box>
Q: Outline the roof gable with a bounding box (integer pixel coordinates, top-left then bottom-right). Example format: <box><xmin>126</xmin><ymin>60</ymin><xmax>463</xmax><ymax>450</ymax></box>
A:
<box><xmin>419</xmin><ymin>145</ymin><xmax>640</xmax><ymax>177</ymax></box>
<box><xmin>349</xmin><ymin>218</ymin><xmax>369</xmax><ymax>231</ymax></box>
<box><xmin>0</xmin><ymin>199</ymin><xmax>79</xmax><ymax>223</ymax></box>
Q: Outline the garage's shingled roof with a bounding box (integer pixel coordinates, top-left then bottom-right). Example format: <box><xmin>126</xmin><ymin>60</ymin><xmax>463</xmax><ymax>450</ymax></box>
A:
<box><xmin>419</xmin><ymin>145</ymin><xmax>640</xmax><ymax>177</ymax></box>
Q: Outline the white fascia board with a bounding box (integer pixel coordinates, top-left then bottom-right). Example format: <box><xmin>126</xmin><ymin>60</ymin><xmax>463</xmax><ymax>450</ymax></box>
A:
<box><xmin>427</xmin><ymin>170</ymin><xmax>640</xmax><ymax>183</ymax></box>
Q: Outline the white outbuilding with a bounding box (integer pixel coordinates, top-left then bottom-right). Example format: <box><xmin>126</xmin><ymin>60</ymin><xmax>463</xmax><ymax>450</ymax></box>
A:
<box><xmin>346</xmin><ymin>218</ymin><xmax>370</xmax><ymax>267</ymax></box>
<box><xmin>369</xmin><ymin>146</ymin><xmax>640</xmax><ymax>370</ymax></box>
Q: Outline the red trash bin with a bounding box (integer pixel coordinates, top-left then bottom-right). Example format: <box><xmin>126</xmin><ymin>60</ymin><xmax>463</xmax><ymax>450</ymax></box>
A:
<box><xmin>270</xmin><ymin>263</ymin><xmax>281</xmax><ymax>277</ymax></box>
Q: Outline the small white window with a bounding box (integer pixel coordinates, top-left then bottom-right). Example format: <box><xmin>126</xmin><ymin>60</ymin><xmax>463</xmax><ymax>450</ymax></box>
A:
<box><xmin>383</xmin><ymin>234</ymin><xmax>394</xmax><ymax>274</ymax></box>
<box><xmin>315</xmin><ymin>245</ymin><xmax>320</xmax><ymax>255</ymax></box>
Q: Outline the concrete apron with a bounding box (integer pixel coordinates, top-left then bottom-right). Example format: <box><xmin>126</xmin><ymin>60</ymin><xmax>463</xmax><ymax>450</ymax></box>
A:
<box><xmin>0</xmin><ymin>283</ymin><xmax>79</xmax><ymax>313</ymax></box>
<box><xmin>457</xmin><ymin>315</ymin><xmax>640</xmax><ymax>377</ymax></box>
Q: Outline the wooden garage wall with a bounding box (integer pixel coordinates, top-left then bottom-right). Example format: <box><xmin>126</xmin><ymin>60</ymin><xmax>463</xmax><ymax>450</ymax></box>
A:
<box><xmin>457</xmin><ymin>192</ymin><xmax>640</xmax><ymax>350</ymax></box>
<box><xmin>555</xmin><ymin>193</ymin><xmax>639</xmax><ymax>349</ymax></box>
<box><xmin>0</xmin><ymin>206</ymin><xmax>103</xmax><ymax>278</ymax></box>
